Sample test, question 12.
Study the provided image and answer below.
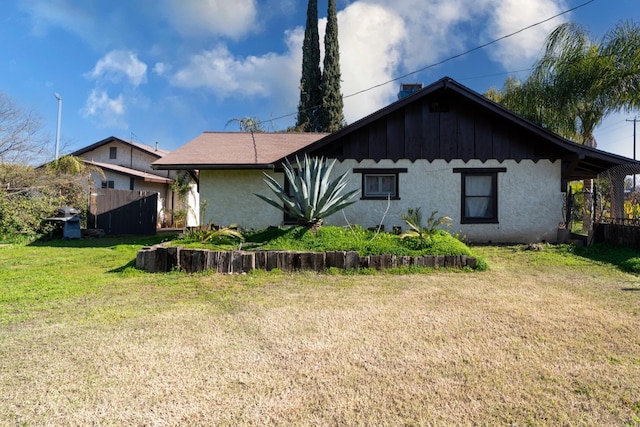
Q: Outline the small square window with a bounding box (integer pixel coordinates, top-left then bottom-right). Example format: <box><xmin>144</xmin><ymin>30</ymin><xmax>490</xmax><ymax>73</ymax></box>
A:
<box><xmin>109</xmin><ymin>147</ymin><xmax>117</xmax><ymax>159</ymax></box>
<box><xmin>101</xmin><ymin>180</ymin><xmax>115</xmax><ymax>189</ymax></box>
<box><xmin>354</xmin><ymin>168</ymin><xmax>407</xmax><ymax>200</ymax></box>
<box><xmin>364</xmin><ymin>174</ymin><xmax>397</xmax><ymax>198</ymax></box>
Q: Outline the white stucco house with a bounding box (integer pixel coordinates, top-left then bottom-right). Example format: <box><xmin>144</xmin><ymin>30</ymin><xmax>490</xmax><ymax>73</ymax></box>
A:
<box><xmin>72</xmin><ymin>136</ymin><xmax>199</xmax><ymax>229</ymax></box>
<box><xmin>152</xmin><ymin>77</ymin><xmax>635</xmax><ymax>243</ymax></box>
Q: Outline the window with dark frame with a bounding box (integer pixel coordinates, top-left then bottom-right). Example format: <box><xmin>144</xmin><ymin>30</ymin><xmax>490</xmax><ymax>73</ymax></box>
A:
<box><xmin>453</xmin><ymin>167</ymin><xmax>506</xmax><ymax>224</ymax></box>
<box><xmin>353</xmin><ymin>168</ymin><xmax>407</xmax><ymax>200</ymax></box>
<box><xmin>109</xmin><ymin>147</ymin><xmax>117</xmax><ymax>159</ymax></box>
<box><xmin>101</xmin><ymin>180</ymin><xmax>115</xmax><ymax>189</ymax></box>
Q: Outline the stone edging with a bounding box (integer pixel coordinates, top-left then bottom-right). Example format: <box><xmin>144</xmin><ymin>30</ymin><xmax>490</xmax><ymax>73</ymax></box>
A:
<box><xmin>136</xmin><ymin>245</ymin><xmax>477</xmax><ymax>273</ymax></box>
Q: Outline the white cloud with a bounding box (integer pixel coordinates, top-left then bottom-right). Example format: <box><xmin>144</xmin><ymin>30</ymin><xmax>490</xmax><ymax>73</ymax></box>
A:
<box><xmin>336</xmin><ymin>3</ymin><xmax>407</xmax><ymax>123</ymax></box>
<box><xmin>82</xmin><ymin>89</ymin><xmax>127</xmax><ymax>128</ymax></box>
<box><xmin>87</xmin><ymin>50</ymin><xmax>148</xmax><ymax>87</ymax></box>
<box><xmin>169</xmin><ymin>0</ymin><xmax>574</xmax><ymax>127</ymax></box>
<box><xmin>171</xmin><ymin>33</ymin><xmax>304</xmax><ymax>102</ymax></box>
<box><xmin>21</xmin><ymin>0</ymin><xmax>97</xmax><ymax>39</ymax></box>
<box><xmin>484</xmin><ymin>0</ymin><xmax>568</xmax><ymax>69</ymax></box>
<box><xmin>153</xmin><ymin>62</ymin><xmax>168</xmax><ymax>76</ymax></box>
<box><xmin>163</xmin><ymin>0</ymin><xmax>258</xmax><ymax>39</ymax></box>
<box><xmin>337</xmin><ymin>0</ymin><xmax>570</xmax><ymax>120</ymax></box>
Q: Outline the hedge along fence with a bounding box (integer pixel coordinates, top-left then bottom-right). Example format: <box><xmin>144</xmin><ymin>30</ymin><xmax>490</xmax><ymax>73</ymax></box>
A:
<box><xmin>136</xmin><ymin>245</ymin><xmax>478</xmax><ymax>274</ymax></box>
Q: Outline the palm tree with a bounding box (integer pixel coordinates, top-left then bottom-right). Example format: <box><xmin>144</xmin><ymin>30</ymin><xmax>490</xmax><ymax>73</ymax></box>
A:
<box><xmin>226</xmin><ymin>116</ymin><xmax>264</xmax><ymax>163</ymax></box>
<box><xmin>528</xmin><ymin>22</ymin><xmax>640</xmax><ymax>146</ymax></box>
<box><xmin>490</xmin><ymin>21</ymin><xmax>640</xmax><ymax>228</ymax></box>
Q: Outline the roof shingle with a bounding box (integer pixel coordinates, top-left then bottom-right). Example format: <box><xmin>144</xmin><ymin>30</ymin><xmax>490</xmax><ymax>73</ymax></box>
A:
<box><xmin>153</xmin><ymin>132</ymin><xmax>328</xmax><ymax>170</ymax></box>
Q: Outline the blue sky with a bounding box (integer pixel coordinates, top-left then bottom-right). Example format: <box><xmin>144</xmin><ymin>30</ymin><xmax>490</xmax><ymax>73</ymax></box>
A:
<box><xmin>1</xmin><ymin>0</ymin><xmax>638</xmax><ymax>160</ymax></box>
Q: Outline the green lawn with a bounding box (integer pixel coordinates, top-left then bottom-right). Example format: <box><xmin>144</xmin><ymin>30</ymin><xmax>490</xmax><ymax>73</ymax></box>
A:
<box><xmin>0</xmin><ymin>237</ymin><xmax>639</xmax><ymax>425</ymax></box>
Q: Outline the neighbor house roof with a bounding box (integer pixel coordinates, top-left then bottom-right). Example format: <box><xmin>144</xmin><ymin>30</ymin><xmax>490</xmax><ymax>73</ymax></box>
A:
<box><xmin>83</xmin><ymin>160</ymin><xmax>173</xmax><ymax>184</ymax></box>
<box><xmin>72</xmin><ymin>136</ymin><xmax>170</xmax><ymax>158</ymax></box>
<box><xmin>152</xmin><ymin>132</ymin><xmax>329</xmax><ymax>170</ymax></box>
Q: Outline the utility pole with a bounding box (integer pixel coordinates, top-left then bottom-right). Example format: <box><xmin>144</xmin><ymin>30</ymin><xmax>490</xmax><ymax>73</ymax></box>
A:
<box><xmin>54</xmin><ymin>93</ymin><xmax>62</xmax><ymax>161</ymax></box>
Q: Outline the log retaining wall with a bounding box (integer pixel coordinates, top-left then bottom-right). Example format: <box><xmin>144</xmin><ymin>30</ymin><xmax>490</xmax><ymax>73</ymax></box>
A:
<box><xmin>136</xmin><ymin>246</ymin><xmax>477</xmax><ymax>273</ymax></box>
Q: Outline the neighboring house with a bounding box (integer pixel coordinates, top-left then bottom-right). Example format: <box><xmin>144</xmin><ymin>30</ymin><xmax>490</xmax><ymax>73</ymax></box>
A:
<box><xmin>72</xmin><ymin>136</ymin><xmax>199</xmax><ymax>228</ymax></box>
<box><xmin>153</xmin><ymin>77</ymin><xmax>636</xmax><ymax>243</ymax></box>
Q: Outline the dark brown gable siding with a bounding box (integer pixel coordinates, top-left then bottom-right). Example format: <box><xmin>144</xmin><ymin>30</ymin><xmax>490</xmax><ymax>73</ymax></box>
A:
<box><xmin>307</xmin><ymin>90</ymin><xmax>554</xmax><ymax>163</ymax></box>
<box><xmin>404</xmin><ymin>102</ymin><xmax>423</xmax><ymax>159</ymax></box>
<box><xmin>368</xmin><ymin>120</ymin><xmax>387</xmax><ymax>159</ymax></box>
<box><xmin>457</xmin><ymin>103</ymin><xmax>476</xmax><ymax>161</ymax></box>
<box><xmin>474</xmin><ymin>110</ymin><xmax>494</xmax><ymax>162</ymax></box>
<box><xmin>387</xmin><ymin>110</ymin><xmax>405</xmax><ymax>161</ymax></box>
<box><xmin>424</xmin><ymin>102</ymin><xmax>440</xmax><ymax>159</ymax></box>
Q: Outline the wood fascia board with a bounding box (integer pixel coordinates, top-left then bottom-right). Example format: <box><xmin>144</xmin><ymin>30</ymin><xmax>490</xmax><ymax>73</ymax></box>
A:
<box><xmin>153</xmin><ymin>163</ymin><xmax>274</xmax><ymax>171</ymax></box>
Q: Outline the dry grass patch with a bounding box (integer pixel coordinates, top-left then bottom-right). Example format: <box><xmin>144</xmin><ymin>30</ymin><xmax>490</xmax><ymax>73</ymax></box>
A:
<box><xmin>0</xmin><ymin>245</ymin><xmax>639</xmax><ymax>425</ymax></box>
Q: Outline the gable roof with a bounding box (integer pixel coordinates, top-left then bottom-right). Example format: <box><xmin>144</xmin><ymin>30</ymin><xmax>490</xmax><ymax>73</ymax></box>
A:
<box><xmin>286</xmin><ymin>77</ymin><xmax>637</xmax><ymax>180</ymax></box>
<box><xmin>83</xmin><ymin>160</ymin><xmax>173</xmax><ymax>184</ymax></box>
<box><xmin>152</xmin><ymin>132</ymin><xmax>329</xmax><ymax>170</ymax></box>
<box><xmin>72</xmin><ymin>136</ymin><xmax>170</xmax><ymax>159</ymax></box>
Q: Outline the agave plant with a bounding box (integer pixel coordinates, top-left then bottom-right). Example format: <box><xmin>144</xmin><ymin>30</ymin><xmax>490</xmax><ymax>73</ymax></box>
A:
<box><xmin>401</xmin><ymin>207</ymin><xmax>452</xmax><ymax>240</ymax></box>
<box><xmin>255</xmin><ymin>155</ymin><xmax>358</xmax><ymax>231</ymax></box>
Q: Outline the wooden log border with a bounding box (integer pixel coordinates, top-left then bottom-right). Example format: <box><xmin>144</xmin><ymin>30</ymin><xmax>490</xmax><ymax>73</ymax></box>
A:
<box><xmin>136</xmin><ymin>246</ymin><xmax>478</xmax><ymax>274</ymax></box>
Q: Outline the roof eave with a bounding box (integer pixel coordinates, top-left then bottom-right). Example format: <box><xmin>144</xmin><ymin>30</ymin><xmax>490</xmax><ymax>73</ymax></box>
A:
<box><xmin>153</xmin><ymin>163</ymin><xmax>276</xmax><ymax>171</ymax></box>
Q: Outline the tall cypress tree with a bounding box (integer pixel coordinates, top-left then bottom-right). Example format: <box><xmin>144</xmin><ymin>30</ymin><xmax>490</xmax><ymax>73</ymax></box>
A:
<box><xmin>319</xmin><ymin>0</ymin><xmax>344</xmax><ymax>132</ymax></box>
<box><xmin>296</xmin><ymin>0</ymin><xmax>322</xmax><ymax>132</ymax></box>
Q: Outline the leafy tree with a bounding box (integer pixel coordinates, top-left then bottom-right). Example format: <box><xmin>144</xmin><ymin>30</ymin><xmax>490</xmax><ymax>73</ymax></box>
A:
<box><xmin>490</xmin><ymin>21</ymin><xmax>640</xmax><ymax>145</ymax></box>
<box><xmin>0</xmin><ymin>156</ymin><xmax>97</xmax><ymax>239</ymax></box>
<box><xmin>255</xmin><ymin>155</ymin><xmax>358</xmax><ymax>231</ymax></box>
<box><xmin>489</xmin><ymin>21</ymin><xmax>640</xmax><ymax>228</ymax></box>
<box><xmin>296</xmin><ymin>0</ymin><xmax>322</xmax><ymax>132</ymax></box>
<box><xmin>318</xmin><ymin>0</ymin><xmax>345</xmax><ymax>132</ymax></box>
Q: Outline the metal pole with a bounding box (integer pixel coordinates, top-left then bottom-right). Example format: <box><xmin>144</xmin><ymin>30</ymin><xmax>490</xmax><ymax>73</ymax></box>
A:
<box><xmin>54</xmin><ymin>93</ymin><xmax>62</xmax><ymax>161</ymax></box>
<box><xmin>627</xmin><ymin>117</ymin><xmax>637</xmax><ymax>190</ymax></box>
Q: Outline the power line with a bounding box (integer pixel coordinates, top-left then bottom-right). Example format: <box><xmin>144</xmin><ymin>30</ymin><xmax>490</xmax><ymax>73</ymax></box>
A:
<box><xmin>268</xmin><ymin>0</ymin><xmax>597</xmax><ymax>125</ymax></box>
<box><xmin>343</xmin><ymin>0</ymin><xmax>596</xmax><ymax>100</ymax></box>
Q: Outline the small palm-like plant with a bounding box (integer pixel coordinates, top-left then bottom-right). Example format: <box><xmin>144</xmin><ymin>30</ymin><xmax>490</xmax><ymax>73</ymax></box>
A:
<box><xmin>255</xmin><ymin>155</ymin><xmax>358</xmax><ymax>231</ymax></box>
<box><xmin>401</xmin><ymin>207</ymin><xmax>452</xmax><ymax>240</ymax></box>
<box><xmin>183</xmin><ymin>223</ymin><xmax>243</xmax><ymax>244</ymax></box>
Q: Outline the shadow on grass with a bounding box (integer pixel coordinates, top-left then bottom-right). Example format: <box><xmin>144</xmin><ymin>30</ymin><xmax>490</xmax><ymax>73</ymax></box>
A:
<box><xmin>109</xmin><ymin>259</ymin><xmax>138</xmax><ymax>273</ymax></box>
<box><xmin>243</xmin><ymin>226</ymin><xmax>306</xmax><ymax>244</ymax></box>
<box><xmin>570</xmin><ymin>243</ymin><xmax>640</xmax><ymax>275</ymax></box>
<box><xmin>27</xmin><ymin>233</ymin><xmax>179</xmax><ymax>249</ymax></box>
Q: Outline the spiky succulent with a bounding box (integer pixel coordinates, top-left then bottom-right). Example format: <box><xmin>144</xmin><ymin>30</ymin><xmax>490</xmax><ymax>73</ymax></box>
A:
<box><xmin>255</xmin><ymin>155</ymin><xmax>358</xmax><ymax>229</ymax></box>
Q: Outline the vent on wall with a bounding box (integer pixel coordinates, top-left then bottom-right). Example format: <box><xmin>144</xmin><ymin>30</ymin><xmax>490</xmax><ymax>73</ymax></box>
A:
<box><xmin>397</xmin><ymin>83</ymin><xmax>423</xmax><ymax>100</ymax></box>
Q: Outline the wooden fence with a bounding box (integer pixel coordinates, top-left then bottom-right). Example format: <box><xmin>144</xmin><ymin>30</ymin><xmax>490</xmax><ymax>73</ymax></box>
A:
<box><xmin>592</xmin><ymin>223</ymin><xmax>640</xmax><ymax>249</ymax></box>
<box><xmin>136</xmin><ymin>246</ymin><xmax>478</xmax><ymax>274</ymax></box>
<box><xmin>88</xmin><ymin>189</ymin><xmax>157</xmax><ymax>235</ymax></box>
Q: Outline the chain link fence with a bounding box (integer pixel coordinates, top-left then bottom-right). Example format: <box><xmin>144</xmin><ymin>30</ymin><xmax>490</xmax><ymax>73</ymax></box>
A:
<box><xmin>596</xmin><ymin>163</ymin><xmax>640</xmax><ymax>225</ymax></box>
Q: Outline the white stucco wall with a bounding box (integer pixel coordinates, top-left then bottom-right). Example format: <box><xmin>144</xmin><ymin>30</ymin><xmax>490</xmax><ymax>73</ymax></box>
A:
<box><xmin>200</xmin><ymin>159</ymin><xmax>564</xmax><ymax>243</ymax></box>
<box><xmin>199</xmin><ymin>169</ymin><xmax>283</xmax><ymax>229</ymax></box>
<box><xmin>329</xmin><ymin>159</ymin><xmax>563</xmax><ymax>243</ymax></box>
